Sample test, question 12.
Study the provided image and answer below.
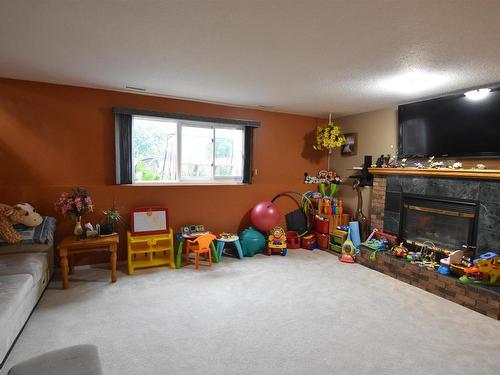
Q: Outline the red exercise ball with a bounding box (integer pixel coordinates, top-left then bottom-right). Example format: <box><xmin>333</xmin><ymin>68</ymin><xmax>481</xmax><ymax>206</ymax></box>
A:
<box><xmin>250</xmin><ymin>201</ymin><xmax>280</xmax><ymax>232</ymax></box>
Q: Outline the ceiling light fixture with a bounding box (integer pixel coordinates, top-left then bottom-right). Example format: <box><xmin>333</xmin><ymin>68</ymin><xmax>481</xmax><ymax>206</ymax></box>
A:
<box><xmin>464</xmin><ymin>88</ymin><xmax>491</xmax><ymax>101</ymax></box>
<box><xmin>378</xmin><ymin>71</ymin><xmax>449</xmax><ymax>95</ymax></box>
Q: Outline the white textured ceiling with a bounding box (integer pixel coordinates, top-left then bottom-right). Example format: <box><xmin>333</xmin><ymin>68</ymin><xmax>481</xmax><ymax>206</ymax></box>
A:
<box><xmin>1</xmin><ymin>0</ymin><xmax>500</xmax><ymax>117</ymax></box>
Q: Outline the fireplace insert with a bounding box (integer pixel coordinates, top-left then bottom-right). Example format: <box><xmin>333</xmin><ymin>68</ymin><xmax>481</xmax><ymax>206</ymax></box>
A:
<box><xmin>399</xmin><ymin>194</ymin><xmax>479</xmax><ymax>254</ymax></box>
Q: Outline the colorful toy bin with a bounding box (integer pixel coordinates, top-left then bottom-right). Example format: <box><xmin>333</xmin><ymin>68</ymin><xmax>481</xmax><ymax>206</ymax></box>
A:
<box><xmin>314</xmin><ymin>231</ymin><xmax>329</xmax><ymax>250</ymax></box>
<box><xmin>314</xmin><ymin>216</ymin><xmax>329</xmax><ymax>234</ymax></box>
<box><xmin>301</xmin><ymin>234</ymin><xmax>317</xmax><ymax>250</ymax></box>
<box><xmin>239</xmin><ymin>227</ymin><xmax>266</xmax><ymax>256</ymax></box>
<box><xmin>285</xmin><ymin>231</ymin><xmax>300</xmax><ymax>249</ymax></box>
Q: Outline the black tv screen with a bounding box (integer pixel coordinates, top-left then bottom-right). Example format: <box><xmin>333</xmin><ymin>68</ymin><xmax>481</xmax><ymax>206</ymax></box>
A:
<box><xmin>398</xmin><ymin>88</ymin><xmax>500</xmax><ymax>157</ymax></box>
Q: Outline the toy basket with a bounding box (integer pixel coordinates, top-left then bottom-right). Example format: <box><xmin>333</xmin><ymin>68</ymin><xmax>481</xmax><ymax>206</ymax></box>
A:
<box><xmin>301</xmin><ymin>234</ymin><xmax>317</xmax><ymax>250</ymax></box>
<box><xmin>315</xmin><ymin>231</ymin><xmax>329</xmax><ymax>250</ymax></box>
<box><xmin>285</xmin><ymin>231</ymin><xmax>301</xmax><ymax>249</ymax></box>
<box><xmin>314</xmin><ymin>216</ymin><xmax>329</xmax><ymax>234</ymax></box>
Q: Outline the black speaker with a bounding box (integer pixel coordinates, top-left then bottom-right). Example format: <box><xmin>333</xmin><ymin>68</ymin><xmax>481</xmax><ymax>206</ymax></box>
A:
<box><xmin>359</xmin><ymin>155</ymin><xmax>373</xmax><ymax>187</ymax></box>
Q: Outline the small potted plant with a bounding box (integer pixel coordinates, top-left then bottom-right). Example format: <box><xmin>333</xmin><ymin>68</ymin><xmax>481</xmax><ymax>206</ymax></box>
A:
<box><xmin>100</xmin><ymin>202</ymin><xmax>122</xmax><ymax>235</ymax></box>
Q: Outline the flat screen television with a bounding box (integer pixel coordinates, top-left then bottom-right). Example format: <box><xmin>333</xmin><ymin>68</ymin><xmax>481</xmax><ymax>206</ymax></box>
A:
<box><xmin>398</xmin><ymin>88</ymin><xmax>500</xmax><ymax>158</ymax></box>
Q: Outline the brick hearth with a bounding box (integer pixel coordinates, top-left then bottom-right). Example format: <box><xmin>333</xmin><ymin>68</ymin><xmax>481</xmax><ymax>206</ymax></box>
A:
<box><xmin>370</xmin><ymin>176</ymin><xmax>386</xmax><ymax>232</ymax></box>
<box><xmin>358</xmin><ymin>245</ymin><xmax>500</xmax><ymax>320</ymax></box>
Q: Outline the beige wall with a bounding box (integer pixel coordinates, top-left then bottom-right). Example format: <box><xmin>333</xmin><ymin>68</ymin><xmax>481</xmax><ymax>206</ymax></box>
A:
<box><xmin>329</xmin><ymin>108</ymin><xmax>398</xmax><ymax>218</ymax></box>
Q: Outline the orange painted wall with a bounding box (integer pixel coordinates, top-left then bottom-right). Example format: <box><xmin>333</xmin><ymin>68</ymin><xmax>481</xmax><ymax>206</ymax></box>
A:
<box><xmin>0</xmin><ymin>78</ymin><xmax>325</xmax><ymax>264</ymax></box>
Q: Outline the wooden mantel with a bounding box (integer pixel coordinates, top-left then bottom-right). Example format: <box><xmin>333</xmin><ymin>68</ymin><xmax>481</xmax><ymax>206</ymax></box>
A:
<box><xmin>368</xmin><ymin>167</ymin><xmax>500</xmax><ymax>180</ymax></box>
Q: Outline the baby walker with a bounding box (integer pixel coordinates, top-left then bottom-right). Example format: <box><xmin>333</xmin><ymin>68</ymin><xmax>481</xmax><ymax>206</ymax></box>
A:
<box><xmin>267</xmin><ymin>226</ymin><xmax>288</xmax><ymax>256</ymax></box>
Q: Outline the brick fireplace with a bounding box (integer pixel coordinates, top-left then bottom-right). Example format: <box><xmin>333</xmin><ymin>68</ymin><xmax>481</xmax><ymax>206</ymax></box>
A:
<box><xmin>364</xmin><ymin>172</ymin><xmax>500</xmax><ymax>320</ymax></box>
<box><xmin>371</xmin><ymin>175</ymin><xmax>500</xmax><ymax>256</ymax></box>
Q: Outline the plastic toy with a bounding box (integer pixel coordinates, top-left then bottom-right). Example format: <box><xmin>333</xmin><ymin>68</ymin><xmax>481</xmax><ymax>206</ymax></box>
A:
<box><xmin>459</xmin><ymin>257</ymin><xmax>500</xmax><ymax>285</ymax></box>
<box><xmin>267</xmin><ymin>226</ymin><xmax>287</xmax><ymax>256</ymax></box>
<box><xmin>285</xmin><ymin>231</ymin><xmax>300</xmax><ymax>249</ymax></box>
<box><xmin>239</xmin><ymin>227</ymin><xmax>266</xmax><ymax>257</ymax></box>
<box><xmin>250</xmin><ymin>201</ymin><xmax>280</xmax><ymax>231</ymax></box>
<box><xmin>476</xmin><ymin>251</ymin><xmax>499</xmax><ymax>261</ymax></box>
<box><xmin>339</xmin><ymin>229</ymin><xmax>355</xmax><ymax>263</ymax></box>
<box><xmin>315</xmin><ymin>231</ymin><xmax>329</xmax><ymax>250</ymax></box>
<box><xmin>330</xmin><ymin>229</ymin><xmax>347</xmax><ymax>253</ymax></box>
<box><xmin>181</xmin><ymin>224</ymin><xmax>206</xmax><ymax>235</ymax></box>
<box><xmin>301</xmin><ymin>233</ymin><xmax>317</xmax><ymax>250</ymax></box>
<box><xmin>391</xmin><ymin>243</ymin><xmax>408</xmax><ymax>258</ymax></box>
<box><xmin>315</xmin><ymin>215</ymin><xmax>329</xmax><ymax>234</ymax></box>
<box><xmin>127</xmin><ymin>230</ymin><xmax>175</xmax><ymax>274</ymax></box>
<box><xmin>406</xmin><ymin>252</ymin><xmax>421</xmax><ymax>262</ymax></box>
<box><xmin>216</xmin><ymin>233</ymin><xmax>243</xmax><ymax>260</ymax></box>
<box><xmin>271</xmin><ymin>191</ymin><xmax>314</xmax><ymax>236</ymax></box>
<box><xmin>186</xmin><ymin>233</ymin><xmax>217</xmax><ymax>269</ymax></box>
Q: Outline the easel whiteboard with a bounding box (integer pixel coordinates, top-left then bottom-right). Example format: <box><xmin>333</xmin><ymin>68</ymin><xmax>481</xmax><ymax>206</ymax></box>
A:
<box><xmin>131</xmin><ymin>207</ymin><xmax>169</xmax><ymax>235</ymax></box>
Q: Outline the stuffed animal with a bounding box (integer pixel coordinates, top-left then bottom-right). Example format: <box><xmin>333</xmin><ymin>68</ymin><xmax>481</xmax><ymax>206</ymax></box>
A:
<box><xmin>0</xmin><ymin>204</ymin><xmax>28</xmax><ymax>243</ymax></box>
<box><xmin>15</xmin><ymin>203</ymin><xmax>43</xmax><ymax>227</ymax></box>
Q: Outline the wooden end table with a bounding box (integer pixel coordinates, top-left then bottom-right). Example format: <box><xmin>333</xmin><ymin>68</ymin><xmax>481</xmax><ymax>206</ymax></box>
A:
<box><xmin>57</xmin><ymin>234</ymin><xmax>119</xmax><ymax>289</ymax></box>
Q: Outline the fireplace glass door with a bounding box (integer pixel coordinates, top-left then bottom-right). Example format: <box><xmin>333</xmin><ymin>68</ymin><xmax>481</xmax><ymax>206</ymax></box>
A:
<box><xmin>399</xmin><ymin>194</ymin><xmax>478</xmax><ymax>252</ymax></box>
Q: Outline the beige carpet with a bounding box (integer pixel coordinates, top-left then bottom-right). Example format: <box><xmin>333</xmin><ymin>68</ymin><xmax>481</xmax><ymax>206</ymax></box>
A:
<box><xmin>2</xmin><ymin>250</ymin><xmax>500</xmax><ymax>374</ymax></box>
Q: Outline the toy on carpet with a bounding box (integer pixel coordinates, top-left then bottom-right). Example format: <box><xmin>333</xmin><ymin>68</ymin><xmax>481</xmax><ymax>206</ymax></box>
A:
<box><xmin>285</xmin><ymin>231</ymin><xmax>300</xmax><ymax>249</ymax></box>
<box><xmin>271</xmin><ymin>191</ymin><xmax>313</xmax><ymax>236</ymax></box>
<box><xmin>330</xmin><ymin>228</ymin><xmax>347</xmax><ymax>253</ymax></box>
<box><xmin>266</xmin><ymin>226</ymin><xmax>287</xmax><ymax>256</ymax></box>
<box><xmin>239</xmin><ymin>227</ymin><xmax>266</xmax><ymax>257</ymax></box>
<box><xmin>339</xmin><ymin>229</ymin><xmax>355</xmax><ymax>263</ymax></box>
<box><xmin>250</xmin><ymin>201</ymin><xmax>280</xmax><ymax>232</ymax></box>
<box><xmin>301</xmin><ymin>233</ymin><xmax>317</xmax><ymax>250</ymax></box>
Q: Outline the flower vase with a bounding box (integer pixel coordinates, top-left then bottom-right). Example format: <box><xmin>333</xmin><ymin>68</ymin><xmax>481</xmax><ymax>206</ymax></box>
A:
<box><xmin>74</xmin><ymin>216</ymin><xmax>83</xmax><ymax>240</ymax></box>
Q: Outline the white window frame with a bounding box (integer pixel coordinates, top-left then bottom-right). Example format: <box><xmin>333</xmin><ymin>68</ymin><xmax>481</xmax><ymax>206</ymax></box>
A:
<box><xmin>132</xmin><ymin>115</ymin><xmax>245</xmax><ymax>184</ymax></box>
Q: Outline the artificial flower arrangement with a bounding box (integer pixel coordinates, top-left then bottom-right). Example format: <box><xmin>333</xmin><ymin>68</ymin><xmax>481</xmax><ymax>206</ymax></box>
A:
<box><xmin>313</xmin><ymin>120</ymin><xmax>346</xmax><ymax>151</ymax></box>
<box><xmin>54</xmin><ymin>187</ymin><xmax>93</xmax><ymax>218</ymax></box>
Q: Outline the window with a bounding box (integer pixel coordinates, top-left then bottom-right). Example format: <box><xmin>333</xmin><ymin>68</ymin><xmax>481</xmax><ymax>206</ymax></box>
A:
<box><xmin>131</xmin><ymin>115</ymin><xmax>245</xmax><ymax>184</ymax></box>
<box><xmin>114</xmin><ymin>107</ymin><xmax>258</xmax><ymax>185</ymax></box>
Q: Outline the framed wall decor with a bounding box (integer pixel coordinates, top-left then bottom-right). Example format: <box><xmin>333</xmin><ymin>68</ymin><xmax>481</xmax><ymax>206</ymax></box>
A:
<box><xmin>130</xmin><ymin>207</ymin><xmax>169</xmax><ymax>235</ymax></box>
<box><xmin>341</xmin><ymin>133</ymin><xmax>358</xmax><ymax>156</ymax></box>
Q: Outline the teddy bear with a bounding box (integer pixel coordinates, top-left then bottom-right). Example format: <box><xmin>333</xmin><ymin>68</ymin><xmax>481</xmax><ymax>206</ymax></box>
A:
<box><xmin>0</xmin><ymin>204</ymin><xmax>29</xmax><ymax>243</ymax></box>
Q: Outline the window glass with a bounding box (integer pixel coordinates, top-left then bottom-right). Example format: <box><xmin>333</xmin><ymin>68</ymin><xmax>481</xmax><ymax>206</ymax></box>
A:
<box><xmin>132</xmin><ymin>117</ymin><xmax>177</xmax><ymax>182</ymax></box>
<box><xmin>181</xmin><ymin>126</ymin><xmax>214</xmax><ymax>179</ymax></box>
<box><xmin>215</xmin><ymin>128</ymin><xmax>244</xmax><ymax>178</ymax></box>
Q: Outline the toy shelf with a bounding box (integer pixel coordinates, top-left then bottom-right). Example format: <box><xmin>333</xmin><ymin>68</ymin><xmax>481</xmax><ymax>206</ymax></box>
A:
<box><xmin>127</xmin><ymin>230</ymin><xmax>175</xmax><ymax>274</ymax></box>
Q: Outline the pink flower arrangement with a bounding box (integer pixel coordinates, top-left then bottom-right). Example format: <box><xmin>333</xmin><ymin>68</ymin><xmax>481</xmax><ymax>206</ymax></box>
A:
<box><xmin>54</xmin><ymin>187</ymin><xmax>93</xmax><ymax>218</ymax></box>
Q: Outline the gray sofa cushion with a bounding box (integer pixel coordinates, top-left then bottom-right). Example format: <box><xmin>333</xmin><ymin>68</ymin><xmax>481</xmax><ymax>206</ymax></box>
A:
<box><xmin>0</xmin><ymin>242</ymin><xmax>54</xmax><ymax>277</ymax></box>
<box><xmin>0</xmin><ymin>253</ymin><xmax>48</xmax><ymax>287</ymax></box>
<box><xmin>8</xmin><ymin>345</ymin><xmax>102</xmax><ymax>375</ymax></box>
<box><xmin>0</xmin><ymin>274</ymin><xmax>33</xmax><ymax>321</ymax></box>
<box><xmin>0</xmin><ymin>274</ymin><xmax>33</xmax><ymax>355</ymax></box>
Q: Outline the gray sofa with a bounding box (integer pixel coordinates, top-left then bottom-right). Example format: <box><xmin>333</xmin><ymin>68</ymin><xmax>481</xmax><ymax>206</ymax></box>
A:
<box><xmin>0</xmin><ymin>242</ymin><xmax>54</xmax><ymax>366</ymax></box>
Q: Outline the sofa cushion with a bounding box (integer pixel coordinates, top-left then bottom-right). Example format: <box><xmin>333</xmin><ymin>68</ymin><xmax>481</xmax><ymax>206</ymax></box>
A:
<box><xmin>0</xmin><ymin>253</ymin><xmax>48</xmax><ymax>287</ymax></box>
<box><xmin>0</xmin><ymin>274</ymin><xmax>33</xmax><ymax>326</ymax></box>
<box><xmin>0</xmin><ymin>243</ymin><xmax>54</xmax><ymax>278</ymax></box>
<box><xmin>7</xmin><ymin>345</ymin><xmax>103</xmax><ymax>375</ymax></box>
